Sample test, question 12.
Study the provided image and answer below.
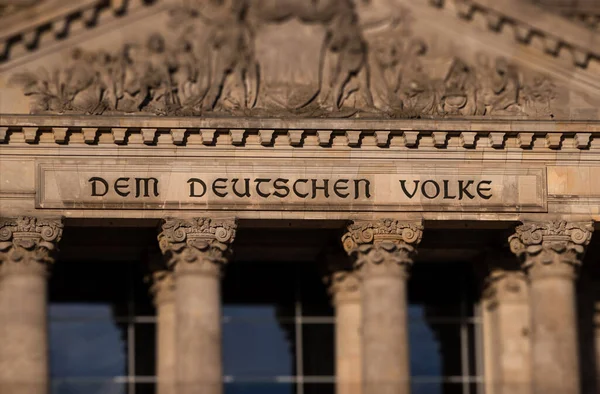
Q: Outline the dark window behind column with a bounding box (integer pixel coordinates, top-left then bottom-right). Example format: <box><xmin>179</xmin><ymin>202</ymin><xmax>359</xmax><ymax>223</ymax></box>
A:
<box><xmin>48</xmin><ymin>261</ymin><xmax>155</xmax><ymax>394</ymax></box>
<box><xmin>48</xmin><ymin>260</ymin><xmax>479</xmax><ymax>394</ymax></box>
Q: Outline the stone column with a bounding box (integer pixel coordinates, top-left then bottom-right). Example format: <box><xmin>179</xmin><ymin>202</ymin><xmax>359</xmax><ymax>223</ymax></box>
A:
<box><xmin>158</xmin><ymin>217</ymin><xmax>237</xmax><ymax>394</ymax></box>
<box><xmin>149</xmin><ymin>263</ymin><xmax>176</xmax><ymax>394</ymax></box>
<box><xmin>324</xmin><ymin>253</ymin><xmax>362</xmax><ymax>394</ymax></box>
<box><xmin>0</xmin><ymin>216</ymin><xmax>63</xmax><ymax>394</ymax></box>
<box><xmin>342</xmin><ymin>219</ymin><xmax>423</xmax><ymax>394</ymax></box>
<box><xmin>482</xmin><ymin>265</ymin><xmax>531</xmax><ymax>394</ymax></box>
<box><xmin>509</xmin><ymin>221</ymin><xmax>594</xmax><ymax>394</ymax></box>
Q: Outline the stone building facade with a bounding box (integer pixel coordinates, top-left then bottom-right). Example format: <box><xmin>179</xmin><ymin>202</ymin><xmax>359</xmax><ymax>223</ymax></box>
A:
<box><xmin>0</xmin><ymin>0</ymin><xmax>599</xmax><ymax>394</ymax></box>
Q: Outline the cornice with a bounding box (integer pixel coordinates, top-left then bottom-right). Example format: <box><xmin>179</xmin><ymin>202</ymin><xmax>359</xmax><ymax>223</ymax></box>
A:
<box><xmin>0</xmin><ymin>115</ymin><xmax>598</xmax><ymax>151</ymax></box>
<box><xmin>0</xmin><ymin>0</ymin><xmax>151</xmax><ymax>63</ymax></box>
<box><xmin>430</xmin><ymin>0</ymin><xmax>600</xmax><ymax>69</ymax></box>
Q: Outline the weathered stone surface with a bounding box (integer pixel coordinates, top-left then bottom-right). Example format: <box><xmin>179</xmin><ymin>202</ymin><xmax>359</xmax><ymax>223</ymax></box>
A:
<box><xmin>323</xmin><ymin>252</ymin><xmax>362</xmax><ymax>394</ymax></box>
<box><xmin>0</xmin><ymin>216</ymin><xmax>62</xmax><ymax>394</ymax></box>
<box><xmin>148</xmin><ymin>254</ymin><xmax>176</xmax><ymax>394</ymax></box>
<box><xmin>158</xmin><ymin>217</ymin><xmax>236</xmax><ymax>394</ymax></box>
<box><xmin>2</xmin><ymin>0</ymin><xmax>599</xmax><ymax>119</ymax></box>
<box><xmin>482</xmin><ymin>263</ymin><xmax>532</xmax><ymax>394</ymax></box>
<box><xmin>343</xmin><ymin>219</ymin><xmax>423</xmax><ymax>394</ymax></box>
<box><xmin>509</xmin><ymin>221</ymin><xmax>594</xmax><ymax>394</ymax></box>
<box><xmin>36</xmin><ymin>162</ymin><xmax>547</xmax><ymax>213</ymax></box>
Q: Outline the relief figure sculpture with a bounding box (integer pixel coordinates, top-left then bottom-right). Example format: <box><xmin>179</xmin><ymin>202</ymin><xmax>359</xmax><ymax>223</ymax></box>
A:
<box><xmin>8</xmin><ymin>0</ymin><xmax>556</xmax><ymax>118</ymax></box>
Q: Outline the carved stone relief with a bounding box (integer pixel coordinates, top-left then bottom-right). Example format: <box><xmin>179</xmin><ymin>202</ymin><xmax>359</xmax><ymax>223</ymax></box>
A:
<box><xmin>9</xmin><ymin>0</ymin><xmax>557</xmax><ymax>118</ymax></box>
<box><xmin>342</xmin><ymin>219</ymin><xmax>423</xmax><ymax>277</ymax></box>
<box><xmin>508</xmin><ymin>221</ymin><xmax>594</xmax><ymax>276</ymax></box>
<box><xmin>0</xmin><ymin>216</ymin><xmax>63</xmax><ymax>275</ymax></box>
<box><xmin>157</xmin><ymin>217</ymin><xmax>237</xmax><ymax>276</ymax></box>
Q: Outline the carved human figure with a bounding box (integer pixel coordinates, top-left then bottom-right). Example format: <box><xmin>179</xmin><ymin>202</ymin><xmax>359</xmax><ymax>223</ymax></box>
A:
<box><xmin>474</xmin><ymin>54</ymin><xmax>521</xmax><ymax>115</ymax></box>
<box><xmin>316</xmin><ymin>0</ymin><xmax>373</xmax><ymax>111</ymax></box>
<box><xmin>120</xmin><ymin>34</ymin><xmax>176</xmax><ymax>113</ymax></box>
<box><xmin>0</xmin><ymin>216</ymin><xmax>63</xmax><ymax>394</ymax></box>
<box><xmin>509</xmin><ymin>221</ymin><xmax>594</xmax><ymax>394</ymax></box>
<box><xmin>342</xmin><ymin>219</ymin><xmax>423</xmax><ymax>394</ymax></box>
<box><xmin>370</xmin><ymin>36</ymin><xmax>403</xmax><ymax>112</ymax></box>
<box><xmin>195</xmin><ymin>0</ymin><xmax>259</xmax><ymax>112</ymax></box>
<box><xmin>93</xmin><ymin>49</ymin><xmax>126</xmax><ymax>112</ymax></box>
<box><xmin>439</xmin><ymin>58</ymin><xmax>477</xmax><ymax>115</ymax></box>
<box><xmin>8</xmin><ymin>0</ymin><xmax>558</xmax><ymax>118</ymax></box>
<box><xmin>171</xmin><ymin>37</ymin><xmax>208</xmax><ymax>111</ymax></box>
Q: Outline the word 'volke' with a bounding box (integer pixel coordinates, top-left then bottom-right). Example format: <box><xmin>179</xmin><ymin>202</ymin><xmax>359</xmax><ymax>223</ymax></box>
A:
<box><xmin>400</xmin><ymin>180</ymin><xmax>492</xmax><ymax>200</ymax></box>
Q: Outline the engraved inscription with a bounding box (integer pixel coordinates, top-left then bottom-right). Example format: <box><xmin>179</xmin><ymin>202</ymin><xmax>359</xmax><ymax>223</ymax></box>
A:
<box><xmin>36</xmin><ymin>163</ymin><xmax>546</xmax><ymax>212</ymax></box>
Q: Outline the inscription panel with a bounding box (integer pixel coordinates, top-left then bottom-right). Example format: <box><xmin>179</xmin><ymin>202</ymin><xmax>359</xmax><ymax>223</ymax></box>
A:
<box><xmin>36</xmin><ymin>162</ymin><xmax>547</xmax><ymax>212</ymax></box>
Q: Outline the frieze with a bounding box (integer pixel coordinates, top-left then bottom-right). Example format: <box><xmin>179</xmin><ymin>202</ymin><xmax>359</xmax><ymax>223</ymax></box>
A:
<box><xmin>8</xmin><ymin>1</ymin><xmax>557</xmax><ymax>119</ymax></box>
<box><xmin>35</xmin><ymin>163</ymin><xmax>547</xmax><ymax>212</ymax></box>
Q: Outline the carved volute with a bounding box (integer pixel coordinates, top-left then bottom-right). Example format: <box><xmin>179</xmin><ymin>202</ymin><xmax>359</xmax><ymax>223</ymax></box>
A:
<box><xmin>342</xmin><ymin>219</ymin><xmax>423</xmax><ymax>278</ymax></box>
<box><xmin>509</xmin><ymin>221</ymin><xmax>594</xmax><ymax>279</ymax></box>
<box><xmin>157</xmin><ymin>217</ymin><xmax>237</xmax><ymax>277</ymax></box>
<box><xmin>0</xmin><ymin>216</ymin><xmax>63</xmax><ymax>277</ymax></box>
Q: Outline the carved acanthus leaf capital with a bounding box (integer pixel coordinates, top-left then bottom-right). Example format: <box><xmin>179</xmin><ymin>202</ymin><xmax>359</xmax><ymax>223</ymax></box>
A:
<box><xmin>342</xmin><ymin>219</ymin><xmax>423</xmax><ymax>277</ymax></box>
<box><xmin>508</xmin><ymin>221</ymin><xmax>593</xmax><ymax>277</ymax></box>
<box><xmin>0</xmin><ymin>216</ymin><xmax>63</xmax><ymax>276</ymax></box>
<box><xmin>158</xmin><ymin>217</ymin><xmax>237</xmax><ymax>276</ymax></box>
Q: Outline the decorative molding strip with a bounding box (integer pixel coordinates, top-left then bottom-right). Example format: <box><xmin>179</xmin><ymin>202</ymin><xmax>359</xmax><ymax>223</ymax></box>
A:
<box><xmin>0</xmin><ymin>0</ymin><xmax>151</xmax><ymax>63</ymax></box>
<box><xmin>0</xmin><ymin>115</ymin><xmax>599</xmax><ymax>150</ymax></box>
<box><xmin>430</xmin><ymin>0</ymin><xmax>600</xmax><ymax>69</ymax></box>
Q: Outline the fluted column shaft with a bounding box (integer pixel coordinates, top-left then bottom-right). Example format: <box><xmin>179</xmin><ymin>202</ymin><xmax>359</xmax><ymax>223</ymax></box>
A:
<box><xmin>158</xmin><ymin>217</ymin><xmax>237</xmax><ymax>394</ymax></box>
<box><xmin>342</xmin><ymin>220</ymin><xmax>423</xmax><ymax>394</ymax></box>
<box><xmin>326</xmin><ymin>263</ymin><xmax>362</xmax><ymax>394</ymax></box>
<box><xmin>0</xmin><ymin>217</ymin><xmax>63</xmax><ymax>394</ymax></box>
<box><xmin>509</xmin><ymin>221</ymin><xmax>593</xmax><ymax>394</ymax></box>
<box><xmin>151</xmin><ymin>269</ymin><xmax>176</xmax><ymax>394</ymax></box>
<box><xmin>483</xmin><ymin>268</ymin><xmax>531</xmax><ymax>394</ymax></box>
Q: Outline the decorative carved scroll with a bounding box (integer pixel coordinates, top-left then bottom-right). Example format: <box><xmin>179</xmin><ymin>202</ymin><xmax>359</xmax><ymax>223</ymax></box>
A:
<box><xmin>9</xmin><ymin>1</ymin><xmax>557</xmax><ymax>118</ymax></box>
<box><xmin>508</xmin><ymin>221</ymin><xmax>593</xmax><ymax>276</ymax></box>
<box><xmin>342</xmin><ymin>219</ymin><xmax>423</xmax><ymax>277</ymax></box>
<box><xmin>0</xmin><ymin>216</ymin><xmax>63</xmax><ymax>275</ymax></box>
<box><xmin>157</xmin><ymin>217</ymin><xmax>237</xmax><ymax>276</ymax></box>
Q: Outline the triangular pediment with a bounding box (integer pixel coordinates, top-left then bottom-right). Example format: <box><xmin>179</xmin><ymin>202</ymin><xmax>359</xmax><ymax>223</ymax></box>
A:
<box><xmin>1</xmin><ymin>0</ymin><xmax>599</xmax><ymax>120</ymax></box>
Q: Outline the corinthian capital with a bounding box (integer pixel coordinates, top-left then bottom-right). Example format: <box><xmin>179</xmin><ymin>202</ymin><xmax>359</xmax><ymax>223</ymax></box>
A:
<box><xmin>157</xmin><ymin>217</ymin><xmax>237</xmax><ymax>276</ymax></box>
<box><xmin>0</xmin><ymin>216</ymin><xmax>63</xmax><ymax>276</ymax></box>
<box><xmin>341</xmin><ymin>219</ymin><xmax>423</xmax><ymax>277</ymax></box>
<box><xmin>508</xmin><ymin>221</ymin><xmax>593</xmax><ymax>278</ymax></box>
